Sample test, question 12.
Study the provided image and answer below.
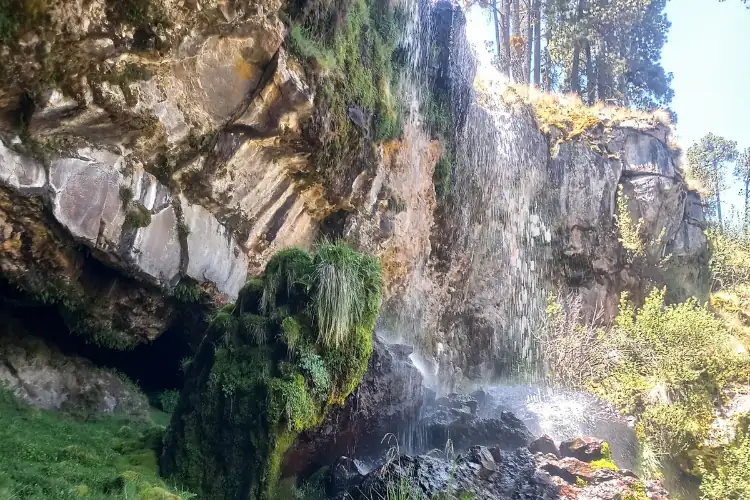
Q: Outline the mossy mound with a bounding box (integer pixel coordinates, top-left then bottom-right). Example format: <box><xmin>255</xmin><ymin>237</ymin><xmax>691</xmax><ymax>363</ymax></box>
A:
<box><xmin>160</xmin><ymin>242</ymin><xmax>383</xmax><ymax>499</ymax></box>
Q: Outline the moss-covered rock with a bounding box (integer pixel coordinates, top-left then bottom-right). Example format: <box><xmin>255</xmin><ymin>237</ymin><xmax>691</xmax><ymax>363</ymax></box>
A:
<box><xmin>160</xmin><ymin>242</ymin><xmax>382</xmax><ymax>499</ymax></box>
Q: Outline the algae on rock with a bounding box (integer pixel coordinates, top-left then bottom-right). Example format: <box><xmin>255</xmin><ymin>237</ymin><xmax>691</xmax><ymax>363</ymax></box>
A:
<box><xmin>160</xmin><ymin>242</ymin><xmax>382</xmax><ymax>499</ymax></box>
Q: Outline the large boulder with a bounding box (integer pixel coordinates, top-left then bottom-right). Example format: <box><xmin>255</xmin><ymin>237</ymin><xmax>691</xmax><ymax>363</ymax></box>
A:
<box><xmin>282</xmin><ymin>335</ymin><xmax>425</xmax><ymax>478</ymax></box>
<box><xmin>0</xmin><ymin>311</ymin><xmax>148</xmax><ymax>416</ymax></box>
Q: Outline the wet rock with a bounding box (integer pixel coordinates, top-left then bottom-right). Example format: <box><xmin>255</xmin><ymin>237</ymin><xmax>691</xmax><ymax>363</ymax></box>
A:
<box><xmin>282</xmin><ymin>336</ymin><xmax>424</xmax><ymax>478</ymax></box>
<box><xmin>328</xmin><ymin>456</ymin><xmax>369</xmax><ymax>495</ymax></box>
<box><xmin>529</xmin><ymin>435</ymin><xmax>560</xmax><ymax>457</ymax></box>
<box><xmin>419</xmin><ymin>397</ymin><xmax>533</xmax><ymax>452</ymax></box>
<box><xmin>0</xmin><ymin>138</ymin><xmax>46</xmax><ymax>194</ymax></box>
<box><xmin>537</xmin><ymin>453</ymin><xmax>670</xmax><ymax>500</ymax></box>
<box><xmin>0</xmin><ymin>312</ymin><xmax>148</xmax><ymax>416</ymax></box>
<box><xmin>341</xmin><ymin>446</ymin><xmax>559</xmax><ymax>500</ymax></box>
<box><xmin>559</xmin><ymin>436</ymin><xmax>607</xmax><ymax>462</ymax></box>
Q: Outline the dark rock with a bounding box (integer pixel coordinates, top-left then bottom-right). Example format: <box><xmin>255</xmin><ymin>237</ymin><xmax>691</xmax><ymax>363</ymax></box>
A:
<box><xmin>434</xmin><ymin>392</ymin><xmax>479</xmax><ymax>415</ymax></box>
<box><xmin>341</xmin><ymin>446</ymin><xmax>559</xmax><ymax>500</ymax></box>
<box><xmin>347</xmin><ymin>105</ymin><xmax>369</xmax><ymax>129</ymax></box>
<box><xmin>529</xmin><ymin>435</ymin><xmax>560</xmax><ymax>457</ymax></box>
<box><xmin>388</xmin><ymin>343</ymin><xmax>413</xmax><ymax>360</ymax></box>
<box><xmin>470</xmin><ymin>388</ymin><xmax>490</xmax><ymax>409</ymax></box>
<box><xmin>418</xmin><ymin>403</ymin><xmax>533</xmax><ymax>453</ymax></box>
<box><xmin>282</xmin><ymin>335</ymin><xmax>424</xmax><ymax>478</ymax></box>
<box><xmin>424</xmin><ymin>387</ymin><xmax>437</xmax><ymax>407</ymax></box>
<box><xmin>328</xmin><ymin>456</ymin><xmax>369</xmax><ymax>495</ymax></box>
<box><xmin>559</xmin><ymin>436</ymin><xmax>607</xmax><ymax>462</ymax></box>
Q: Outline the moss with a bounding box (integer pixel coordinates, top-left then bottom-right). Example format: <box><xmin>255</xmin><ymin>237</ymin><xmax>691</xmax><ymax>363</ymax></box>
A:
<box><xmin>590</xmin><ymin>458</ymin><xmax>619</xmax><ymax>471</ymax></box>
<box><xmin>161</xmin><ymin>242</ymin><xmax>383</xmax><ymax>499</ymax></box>
<box><xmin>288</xmin><ymin>0</ymin><xmax>405</xmax><ymax>175</ymax></box>
<box><xmin>171</xmin><ymin>281</ymin><xmax>202</xmax><ymax>303</ymax></box>
<box><xmin>124</xmin><ymin>203</ymin><xmax>152</xmax><ymax>229</ymax></box>
<box><xmin>120</xmin><ymin>185</ymin><xmax>135</xmax><ymax>210</ymax></box>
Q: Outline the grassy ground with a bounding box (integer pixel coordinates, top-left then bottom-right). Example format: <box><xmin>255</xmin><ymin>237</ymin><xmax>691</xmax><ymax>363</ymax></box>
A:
<box><xmin>0</xmin><ymin>390</ymin><xmax>190</xmax><ymax>500</ymax></box>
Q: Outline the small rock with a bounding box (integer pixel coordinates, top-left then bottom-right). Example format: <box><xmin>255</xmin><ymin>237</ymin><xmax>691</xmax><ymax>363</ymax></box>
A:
<box><xmin>559</xmin><ymin>436</ymin><xmax>606</xmax><ymax>462</ymax></box>
<box><xmin>328</xmin><ymin>456</ymin><xmax>368</xmax><ymax>495</ymax></box>
<box><xmin>347</xmin><ymin>105</ymin><xmax>369</xmax><ymax>129</ymax></box>
<box><xmin>468</xmin><ymin>446</ymin><xmax>497</xmax><ymax>480</ymax></box>
<box><xmin>529</xmin><ymin>435</ymin><xmax>559</xmax><ymax>457</ymax></box>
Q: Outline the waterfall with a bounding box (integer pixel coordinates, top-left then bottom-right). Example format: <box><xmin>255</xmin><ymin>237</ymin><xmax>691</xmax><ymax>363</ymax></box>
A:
<box><xmin>379</xmin><ymin>0</ymin><xmax>554</xmax><ymax>390</ymax></box>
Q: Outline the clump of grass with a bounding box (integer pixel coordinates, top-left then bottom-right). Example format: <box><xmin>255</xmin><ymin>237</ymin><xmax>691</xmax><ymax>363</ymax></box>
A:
<box><xmin>0</xmin><ymin>388</ymin><xmax>191</xmax><ymax>499</ymax></box>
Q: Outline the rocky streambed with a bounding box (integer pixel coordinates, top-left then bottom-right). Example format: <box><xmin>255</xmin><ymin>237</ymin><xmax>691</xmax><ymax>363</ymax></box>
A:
<box><xmin>280</xmin><ymin>336</ymin><xmax>668</xmax><ymax>500</ymax></box>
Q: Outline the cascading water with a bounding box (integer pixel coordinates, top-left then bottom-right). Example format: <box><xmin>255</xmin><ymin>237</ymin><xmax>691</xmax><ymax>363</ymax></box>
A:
<box><xmin>380</xmin><ymin>0</ymin><xmax>554</xmax><ymax>388</ymax></box>
<box><xmin>375</xmin><ymin>0</ymin><xmax>642</xmax><ymax>475</ymax></box>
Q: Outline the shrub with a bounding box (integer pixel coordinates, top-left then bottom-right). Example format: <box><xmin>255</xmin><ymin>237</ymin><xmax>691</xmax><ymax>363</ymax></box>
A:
<box><xmin>158</xmin><ymin>390</ymin><xmax>179</xmax><ymax>414</ymax></box>
<box><xmin>591</xmin><ymin>289</ymin><xmax>750</xmax><ymax>458</ymax></box>
<box><xmin>707</xmin><ymin>228</ymin><xmax>750</xmax><ymax>291</ymax></box>
<box><xmin>616</xmin><ymin>184</ymin><xmax>645</xmax><ymax>257</ymax></box>
<box><xmin>698</xmin><ymin>434</ymin><xmax>750</xmax><ymax>500</ymax></box>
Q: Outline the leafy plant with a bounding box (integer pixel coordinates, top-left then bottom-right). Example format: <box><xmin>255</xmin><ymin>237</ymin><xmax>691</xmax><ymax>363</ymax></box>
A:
<box><xmin>616</xmin><ymin>185</ymin><xmax>645</xmax><ymax>256</ymax></box>
<box><xmin>698</xmin><ymin>434</ymin><xmax>750</xmax><ymax>499</ymax></box>
<box><xmin>591</xmin><ymin>289</ymin><xmax>750</xmax><ymax>462</ymax></box>
<box><xmin>158</xmin><ymin>390</ymin><xmax>180</xmax><ymax>414</ymax></box>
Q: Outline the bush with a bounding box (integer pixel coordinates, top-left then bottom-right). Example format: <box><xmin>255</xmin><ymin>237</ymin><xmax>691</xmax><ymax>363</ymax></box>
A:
<box><xmin>591</xmin><ymin>289</ymin><xmax>750</xmax><ymax>458</ymax></box>
<box><xmin>698</xmin><ymin>434</ymin><xmax>750</xmax><ymax>500</ymax></box>
<box><xmin>158</xmin><ymin>390</ymin><xmax>180</xmax><ymax>414</ymax></box>
<box><xmin>708</xmin><ymin>228</ymin><xmax>750</xmax><ymax>291</ymax></box>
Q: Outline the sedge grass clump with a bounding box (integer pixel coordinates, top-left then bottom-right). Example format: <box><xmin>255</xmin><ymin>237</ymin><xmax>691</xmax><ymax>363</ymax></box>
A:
<box><xmin>161</xmin><ymin>241</ymin><xmax>382</xmax><ymax>499</ymax></box>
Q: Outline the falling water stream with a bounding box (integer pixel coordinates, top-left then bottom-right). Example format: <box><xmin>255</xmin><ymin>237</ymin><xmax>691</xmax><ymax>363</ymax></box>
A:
<box><xmin>374</xmin><ymin>0</ymin><xmax>650</xmax><ymax>485</ymax></box>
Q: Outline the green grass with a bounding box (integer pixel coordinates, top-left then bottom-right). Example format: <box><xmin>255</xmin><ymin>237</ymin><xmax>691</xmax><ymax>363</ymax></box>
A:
<box><xmin>0</xmin><ymin>389</ymin><xmax>191</xmax><ymax>500</ymax></box>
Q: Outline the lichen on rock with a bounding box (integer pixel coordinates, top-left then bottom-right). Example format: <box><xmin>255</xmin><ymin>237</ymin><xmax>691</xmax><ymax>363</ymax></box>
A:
<box><xmin>160</xmin><ymin>242</ymin><xmax>383</xmax><ymax>499</ymax></box>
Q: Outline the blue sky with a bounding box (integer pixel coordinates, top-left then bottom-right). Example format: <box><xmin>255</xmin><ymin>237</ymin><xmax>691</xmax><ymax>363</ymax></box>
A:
<box><xmin>662</xmin><ymin>0</ymin><xmax>750</xmax><ymax>219</ymax></box>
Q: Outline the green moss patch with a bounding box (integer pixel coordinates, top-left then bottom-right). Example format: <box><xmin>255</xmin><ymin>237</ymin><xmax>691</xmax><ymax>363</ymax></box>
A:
<box><xmin>161</xmin><ymin>241</ymin><xmax>383</xmax><ymax>499</ymax></box>
<box><xmin>0</xmin><ymin>389</ymin><xmax>190</xmax><ymax>499</ymax></box>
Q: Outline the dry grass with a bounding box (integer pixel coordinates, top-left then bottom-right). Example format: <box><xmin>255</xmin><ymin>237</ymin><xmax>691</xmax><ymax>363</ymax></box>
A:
<box><xmin>476</xmin><ymin>81</ymin><xmax>675</xmax><ymax>145</ymax></box>
<box><xmin>711</xmin><ymin>287</ymin><xmax>750</xmax><ymax>345</ymax></box>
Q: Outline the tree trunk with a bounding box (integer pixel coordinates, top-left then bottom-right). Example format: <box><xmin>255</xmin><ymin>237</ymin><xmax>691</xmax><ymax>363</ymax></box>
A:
<box><xmin>526</xmin><ymin>0</ymin><xmax>533</xmax><ymax>84</ymax></box>
<box><xmin>585</xmin><ymin>40</ymin><xmax>594</xmax><ymax>104</ymax></box>
<box><xmin>533</xmin><ymin>0</ymin><xmax>541</xmax><ymax>86</ymax></box>
<box><xmin>715</xmin><ymin>162</ymin><xmax>724</xmax><ymax>226</ymax></box>
<box><xmin>570</xmin><ymin>0</ymin><xmax>585</xmax><ymax>96</ymax></box>
<box><xmin>503</xmin><ymin>1</ymin><xmax>511</xmax><ymax>62</ymax></box>
<box><xmin>571</xmin><ymin>42</ymin><xmax>581</xmax><ymax>94</ymax></box>
<box><xmin>511</xmin><ymin>0</ymin><xmax>522</xmax><ymax>82</ymax></box>
<box><xmin>492</xmin><ymin>0</ymin><xmax>508</xmax><ymax>75</ymax></box>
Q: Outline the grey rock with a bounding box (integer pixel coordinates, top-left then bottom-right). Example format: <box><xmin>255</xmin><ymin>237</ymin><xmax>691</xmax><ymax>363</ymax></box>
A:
<box><xmin>0</xmin><ymin>138</ymin><xmax>47</xmax><ymax>193</ymax></box>
<box><xmin>182</xmin><ymin>195</ymin><xmax>248</xmax><ymax>299</ymax></box>
<box><xmin>0</xmin><ymin>312</ymin><xmax>148</xmax><ymax>416</ymax></box>
<box><xmin>529</xmin><ymin>435</ymin><xmax>560</xmax><ymax>457</ymax></box>
<box><xmin>130</xmin><ymin>204</ymin><xmax>181</xmax><ymax>286</ymax></box>
<box><xmin>48</xmin><ymin>155</ymin><xmax>126</xmax><ymax>246</ymax></box>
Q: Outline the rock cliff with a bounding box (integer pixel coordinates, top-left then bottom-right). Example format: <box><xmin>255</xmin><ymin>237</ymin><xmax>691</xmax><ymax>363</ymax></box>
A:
<box><xmin>0</xmin><ymin>0</ymin><xmax>708</xmax><ymax>383</ymax></box>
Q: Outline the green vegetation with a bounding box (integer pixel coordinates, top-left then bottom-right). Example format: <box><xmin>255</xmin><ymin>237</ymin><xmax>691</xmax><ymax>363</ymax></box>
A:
<box><xmin>287</xmin><ymin>0</ymin><xmax>404</xmax><ymax>176</ymax></box>
<box><xmin>161</xmin><ymin>242</ymin><xmax>382</xmax><ymax>499</ymax></box>
<box><xmin>592</xmin><ymin>289</ymin><xmax>749</xmax><ymax>460</ymax></box>
<box><xmin>698</xmin><ymin>433</ymin><xmax>750</xmax><ymax>499</ymax></box>
<box><xmin>616</xmin><ymin>185</ymin><xmax>645</xmax><ymax>257</ymax></box>
<box><xmin>0</xmin><ymin>388</ymin><xmax>191</xmax><ymax>499</ymax></box>
<box><xmin>119</xmin><ymin>186</ymin><xmax>135</xmax><ymax>210</ymax></box>
<box><xmin>124</xmin><ymin>203</ymin><xmax>152</xmax><ymax>229</ymax></box>
<box><xmin>171</xmin><ymin>282</ymin><xmax>202</xmax><ymax>304</ymax></box>
<box><xmin>158</xmin><ymin>390</ymin><xmax>180</xmax><ymax>414</ymax></box>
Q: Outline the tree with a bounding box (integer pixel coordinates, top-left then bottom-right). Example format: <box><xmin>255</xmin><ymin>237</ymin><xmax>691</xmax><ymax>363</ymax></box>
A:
<box><xmin>686</xmin><ymin>133</ymin><xmax>739</xmax><ymax>226</ymax></box>
<box><xmin>734</xmin><ymin>147</ymin><xmax>750</xmax><ymax>230</ymax></box>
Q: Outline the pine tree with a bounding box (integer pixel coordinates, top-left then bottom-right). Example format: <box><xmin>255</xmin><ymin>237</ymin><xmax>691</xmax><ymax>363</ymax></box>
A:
<box><xmin>686</xmin><ymin>133</ymin><xmax>739</xmax><ymax>226</ymax></box>
<box><xmin>734</xmin><ymin>148</ymin><xmax>750</xmax><ymax>231</ymax></box>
